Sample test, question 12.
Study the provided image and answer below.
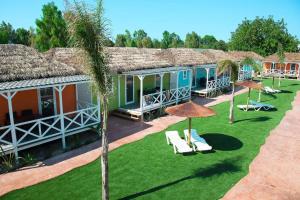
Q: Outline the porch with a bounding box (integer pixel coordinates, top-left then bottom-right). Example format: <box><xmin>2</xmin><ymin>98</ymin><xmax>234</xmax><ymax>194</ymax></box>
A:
<box><xmin>0</xmin><ymin>75</ymin><xmax>101</xmax><ymax>158</ymax></box>
<box><xmin>263</xmin><ymin>62</ymin><xmax>300</xmax><ymax>78</ymax></box>
<box><xmin>115</xmin><ymin>67</ymin><xmax>192</xmax><ymax>119</ymax></box>
<box><xmin>191</xmin><ymin>65</ymin><xmax>231</xmax><ymax>97</ymax></box>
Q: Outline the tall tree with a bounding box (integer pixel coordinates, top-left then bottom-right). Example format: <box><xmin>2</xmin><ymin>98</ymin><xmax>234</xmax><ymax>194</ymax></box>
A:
<box><xmin>217</xmin><ymin>60</ymin><xmax>239</xmax><ymax>124</ymax></box>
<box><xmin>200</xmin><ymin>35</ymin><xmax>218</xmax><ymax>49</ymax></box>
<box><xmin>161</xmin><ymin>31</ymin><xmax>171</xmax><ymax>49</ymax></box>
<box><xmin>14</xmin><ymin>28</ymin><xmax>31</xmax><ymax>46</ymax></box>
<box><xmin>133</xmin><ymin>29</ymin><xmax>148</xmax><ymax>48</ymax></box>
<box><xmin>35</xmin><ymin>2</ymin><xmax>68</xmax><ymax>51</ymax></box>
<box><xmin>169</xmin><ymin>32</ymin><xmax>184</xmax><ymax>48</ymax></box>
<box><xmin>0</xmin><ymin>21</ymin><xmax>14</xmax><ymax>44</ymax></box>
<box><xmin>184</xmin><ymin>31</ymin><xmax>200</xmax><ymax>48</ymax></box>
<box><xmin>66</xmin><ymin>0</ymin><xmax>111</xmax><ymax>199</ymax></box>
<box><xmin>115</xmin><ymin>34</ymin><xmax>126</xmax><ymax>47</ymax></box>
<box><xmin>142</xmin><ymin>36</ymin><xmax>153</xmax><ymax>48</ymax></box>
<box><xmin>229</xmin><ymin>17</ymin><xmax>299</xmax><ymax>56</ymax></box>
<box><xmin>152</xmin><ymin>38</ymin><xmax>161</xmax><ymax>48</ymax></box>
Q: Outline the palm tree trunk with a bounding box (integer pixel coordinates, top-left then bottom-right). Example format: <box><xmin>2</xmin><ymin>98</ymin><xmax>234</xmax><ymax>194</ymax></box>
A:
<box><xmin>101</xmin><ymin>95</ymin><xmax>109</xmax><ymax>200</ymax></box>
<box><xmin>229</xmin><ymin>83</ymin><xmax>235</xmax><ymax>124</ymax></box>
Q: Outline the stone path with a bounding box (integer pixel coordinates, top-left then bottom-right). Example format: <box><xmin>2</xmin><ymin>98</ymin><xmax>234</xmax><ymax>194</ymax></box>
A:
<box><xmin>223</xmin><ymin>91</ymin><xmax>300</xmax><ymax>200</ymax></box>
<box><xmin>0</xmin><ymin>87</ymin><xmax>248</xmax><ymax>196</ymax></box>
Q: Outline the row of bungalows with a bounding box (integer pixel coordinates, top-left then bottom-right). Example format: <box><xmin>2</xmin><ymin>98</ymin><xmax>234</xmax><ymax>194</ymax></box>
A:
<box><xmin>262</xmin><ymin>52</ymin><xmax>300</xmax><ymax>79</ymax></box>
<box><xmin>0</xmin><ymin>44</ymin><xmax>262</xmax><ymax>156</ymax></box>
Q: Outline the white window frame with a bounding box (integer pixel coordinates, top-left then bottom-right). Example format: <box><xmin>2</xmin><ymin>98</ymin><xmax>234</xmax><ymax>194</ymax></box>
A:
<box><xmin>38</xmin><ymin>87</ymin><xmax>57</xmax><ymax>115</ymax></box>
<box><xmin>183</xmin><ymin>70</ymin><xmax>187</xmax><ymax>80</ymax></box>
<box><xmin>192</xmin><ymin>68</ymin><xmax>196</xmax><ymax>87</ymax></box>
<box><xmin>290</xmin><ymin>63</ymin><xmax>296</xmax><ymax>71</ymax></box>
<box><xmin>125</xmin><ymin>75</ymin><xmax>135</xmax><ymax>105</ymax></box>
<box><xmin>154</xmin><ymin>74</ymin><xmax>161</xmax><ymax>88</ymax></box>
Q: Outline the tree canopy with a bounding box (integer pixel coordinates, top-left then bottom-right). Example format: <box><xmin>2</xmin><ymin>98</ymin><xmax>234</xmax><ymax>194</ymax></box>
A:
<box><xmin>35</xmin><ymin>2</ymin><xmax>68</xmax><ymax>51</ymax></box>
<box><xmin>229</xmin><ymin>16</ymin><xmax>299</xmax><ymax>56</ymax></box>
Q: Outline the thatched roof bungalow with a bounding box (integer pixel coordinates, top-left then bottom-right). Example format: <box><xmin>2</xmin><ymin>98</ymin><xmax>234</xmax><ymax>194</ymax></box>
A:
<box><xmin>262</xmin><ymin>52</ymin><xmax>300</xmax><ymax>78</ymax></box>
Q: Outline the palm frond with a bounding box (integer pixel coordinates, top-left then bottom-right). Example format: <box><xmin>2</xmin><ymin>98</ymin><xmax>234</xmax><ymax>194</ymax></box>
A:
<box><xmin>240</xmin><ymin>57</ymin><xmax>262</xmax><ymax>73</ymax></box>
<box><xmin>65</xmin><ymin>0</ymin><xmax>112</xmax><ymax>96</ymax></box>
<box><xmin>217</xmin><ymin>59</ymin><xmax>239</xmax><ymax>82</ymax></box>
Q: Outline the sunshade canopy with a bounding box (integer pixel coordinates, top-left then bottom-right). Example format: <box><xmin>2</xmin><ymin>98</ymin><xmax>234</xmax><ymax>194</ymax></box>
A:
<box><xmin>236</xmin><ymin>80</ymin><xmax>263</xmax><ymax>90</ymax></box>
<box><xmin>165</xmin><ymin>101</ymin><xmax>216</xmax><ymax>118</ymax></box>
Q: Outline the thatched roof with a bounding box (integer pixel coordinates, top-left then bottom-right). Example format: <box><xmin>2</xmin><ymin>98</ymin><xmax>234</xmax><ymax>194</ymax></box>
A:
<box><xmin>0</xmin><ymin>44</ymin><xmax>266</xmax><ymax>84</ymax></box>
<box><xmin>45</xmin><ymin>47</ymin><xmax>174</xmax><ymax>74</ymax></box>
<box><xmin>156</xmin><ymin>48</ymin><xmax>213</xmax><ymax>66</ymax></box>
<box><xmin>197</xmin><ymin>49</ymin><xmax>236</xmax><ymax>63</ymax></box>
<box><xmin>263</xmin><ymin>52</ymin><xmax>300</xmax><ymax>63</ymax></box>
<box><xmin>0</xmin><ymin>44</ymin><xmax>79</xmax><ymax>83</ymax></box>
<box><xmin>228</xmin><ymin>51</ymin><xmax>264</xmax><ymax>62</ymax></box>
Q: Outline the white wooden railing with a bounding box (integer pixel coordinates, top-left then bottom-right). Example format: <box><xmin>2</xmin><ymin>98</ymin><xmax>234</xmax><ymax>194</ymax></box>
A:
<box><xmin>238</xmin><ymin>71</ymin><xmax>252</xmax><ymax>81</ymax></box>
<box><xmin>142</xmin><ymin>86</ymin><xmax>191</xmax><ymax>110</ymax></box>
<box><xmin>0</xmin><ymin>106</ymin><xmax>100</xmax><ymax>152</ymax></box>
<box><xmin>207</xmin><ymin>76</ymin><xmax>230</xmax><ymax>91</ymax></box>
<box><xmin>263</xmin><ymin>69</ymin><xmax>298</xmax><ymax>77</ymax></box>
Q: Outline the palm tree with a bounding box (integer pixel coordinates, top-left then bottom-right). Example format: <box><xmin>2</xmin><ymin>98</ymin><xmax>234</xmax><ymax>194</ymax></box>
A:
<box><xmin>217</xmin><ymin>60</ymin><xmax>239</xmax><ymax>124</ymax></box>
<box><xmin>240</xmin><ymin>57</ymin><xmax>263</xmax><ymax>101</ymax></box>
<box><xmin>66</xmin><ymin>1</ymin><xmax>111</xmax><ymax>199</ymax></box>
<box><xmin>277</xmin><ymin>43</ymin><xmax>285</xmax><ymax>87</ymax></box>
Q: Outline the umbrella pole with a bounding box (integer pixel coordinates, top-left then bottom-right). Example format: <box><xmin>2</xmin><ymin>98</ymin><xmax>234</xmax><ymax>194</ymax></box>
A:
<box><xmin>258</xmin><ymin>89</ymin><xmax>261</xmax><ymax>102</ymax></box>
<box><xmin>246</xmin><ymin>88</ymin><xmax>251</xmax><ymax>111</ymax></box>
<box><xmin>188</xmin><ymin>118</ymin><xmax>191</xmax><ymax>145</ymax></box>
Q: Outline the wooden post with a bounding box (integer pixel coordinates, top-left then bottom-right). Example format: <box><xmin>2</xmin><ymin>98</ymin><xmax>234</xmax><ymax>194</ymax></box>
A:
<box><xmin>205</xmin><ymin>68</ymin><xmax>210</xmax><ymax>91</ymax></box>
<box><xmin>138</xmin><ymin>75</ymin><xmax>144</xmax><ymax>121</ymax></box>
<box><xmin>246</xmin><ymin>88</ymin><xmax>251</xmax><ymax>111</ymax></box>
<box><xmin>118</xmin><ymin>75</ymin><xmax>121</xmax><ymax>107</ymax></box>
<box><xmin>6</xmin><ymin>92</ymin><xmax>18</xmax><ymax>162</ymax></box>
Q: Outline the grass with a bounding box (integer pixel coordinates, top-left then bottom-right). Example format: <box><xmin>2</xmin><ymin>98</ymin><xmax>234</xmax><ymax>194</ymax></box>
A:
<box><xmin>2</xmin><ymin>79</ymin><xmax>300</xmax><ymax>200</ymax></box>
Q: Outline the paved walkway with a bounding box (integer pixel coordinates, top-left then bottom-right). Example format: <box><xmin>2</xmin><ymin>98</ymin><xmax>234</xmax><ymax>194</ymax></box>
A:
<box><xmin>0</xmin><ymin>87</ymin><xmax>248</xmax><ymax>196</ymax></box>
<box><xmin>223</xmin><ymin>91</ymin><xmax>300</xmax><ymax>200</ymax></box>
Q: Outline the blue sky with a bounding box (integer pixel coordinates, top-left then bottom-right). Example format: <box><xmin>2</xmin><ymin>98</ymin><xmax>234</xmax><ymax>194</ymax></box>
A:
<box><xmin>1</xmin><ymin>0</ymin><xmax>299</xmax><ymax>42</ymax></box>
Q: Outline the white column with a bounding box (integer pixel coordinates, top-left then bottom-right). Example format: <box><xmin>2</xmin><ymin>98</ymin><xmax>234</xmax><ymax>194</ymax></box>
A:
<box><xmin>159</xmin><ymin>73</ymin><xmax>164</xmax><ymax>107</ymax></box>
<box><xmin>56</xmin><ymin>85</ymin><xmax>66</xmax><ymax>149</ymax></box>
<box><xmin>205</xmin><ymin>68</ymin><xmax>210</xmax><ymax>91</ymax></box>
<box><xmin>214</xmin><ymin>68</ymin><xmax>217</xmax><ymax>80</ymax></box>
<box><xmin>176</xmin><ymin>71</ymin><xmax>179</xmax><ymax>104</ymax></box>
<box><xmin>118</xmin><ymin>75</ymin><xmax>121</xmax><ymax>107</ymax></box>
<box><xmin>138</xmin><ymin>75</ymin><xmax>144</xmax><ymax>121</ymax></box>
<box><xmin>3</xmin><ymin>92</ymin><xmax>18</xmax><ymax>161</ymax></box>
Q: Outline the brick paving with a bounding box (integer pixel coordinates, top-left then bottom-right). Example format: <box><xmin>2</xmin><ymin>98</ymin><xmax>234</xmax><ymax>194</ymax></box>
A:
<box><xmin>222</xmin><ymin>92</ymin><xmax>300</xmax><ymax>200</ymax></box>
<box><xmin>0</xmin><ymin>88</ymin><xmax>248</xmax><ymax>196</ymax></box>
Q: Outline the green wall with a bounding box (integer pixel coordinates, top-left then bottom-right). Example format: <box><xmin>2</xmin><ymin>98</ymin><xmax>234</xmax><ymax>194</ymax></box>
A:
<box><xmin>93</xmin><ymin>73</ymin><xmax>171</xmax><ymax>111</ymax></box>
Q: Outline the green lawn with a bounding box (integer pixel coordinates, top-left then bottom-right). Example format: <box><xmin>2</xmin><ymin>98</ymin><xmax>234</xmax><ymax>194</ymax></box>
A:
<box><xmin>3</xmin><ymin>79</ymin><xmax>300</xmax><ymax>200</ymax></box>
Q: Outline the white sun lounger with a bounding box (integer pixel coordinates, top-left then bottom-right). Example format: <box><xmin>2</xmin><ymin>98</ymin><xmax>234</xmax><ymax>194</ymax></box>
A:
<box><xmin>237</xmin><ymin>104</ymin><xmax>262</xmax><ymax>111</ymax></box>
<box><xmin>184</xmin><ymin>129</ymin><xmax>212</xmax><ymax>151</ymax></box>
<box><xmin>165</xmin><ymin>131</ymin><xmax>193</xmax><ymax>154</ymax></box>
<box><xmin>249</xmin><ymin>100</ymin><xmax>275</xmax><ymax>110</ymax></box>
<box><xmin>264</xmin><ymin>86</ymin><xmax>281</xmax><ymax>94</ymax></box>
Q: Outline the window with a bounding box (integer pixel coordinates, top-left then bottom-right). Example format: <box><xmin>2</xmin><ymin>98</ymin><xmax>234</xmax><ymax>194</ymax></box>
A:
<box><xmin>271</xmin><ymin>63</ymin><xmax>276</xmax><ymax>70</ymax></box>
<box><xmin>155</xmin><ymin>74</ymin><xmax>161</xmax><ymax>89</ymax></box>
<box><xmin>192</xmin><ymin>68</ymin><xmax>196</xmax><ymax>87</ymax></box>
<box><xmin>39</xmin><ymin>87</ymin><xmax>55</xmax><ymax>116</ymax></box>
<box><xmin>125</xmin><ymin>75</ymin><xmax>134</xmax><ymax>104</ymax></box>
<box><xmin>291</xmin><ymin>64</ymin><xmax>296</xmax><ymax>71</ymax></box>
<box><xmin>183</xmin><ymin>70</ymin><xmax>187</xmax><ymax>80</ymax></box>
